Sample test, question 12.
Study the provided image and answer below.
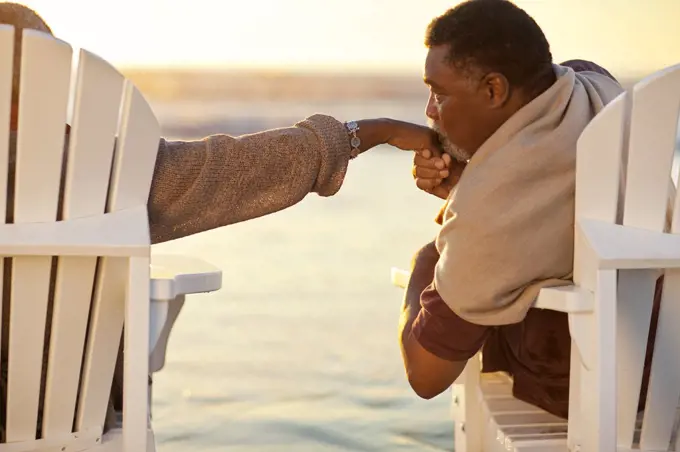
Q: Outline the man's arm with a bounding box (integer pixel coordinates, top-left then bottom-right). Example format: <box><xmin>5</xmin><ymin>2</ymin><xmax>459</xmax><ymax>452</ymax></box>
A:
<box><xmin>399</xmin><ymin>241</ymin><xmax>491</xmax><ymax>398</ymax></box>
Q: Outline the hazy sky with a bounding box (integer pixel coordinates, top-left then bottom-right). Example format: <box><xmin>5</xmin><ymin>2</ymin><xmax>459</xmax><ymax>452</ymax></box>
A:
<box><xmin>16</xmin><ymin>0</ymin><xmax>680</xmax><ymax>77</ymax></box>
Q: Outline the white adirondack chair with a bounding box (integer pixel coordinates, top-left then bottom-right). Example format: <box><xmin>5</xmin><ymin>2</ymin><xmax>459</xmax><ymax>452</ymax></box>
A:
<box><xmin>0</xmin><ymin>27</ymin><xmax>222</xmax><ymax>451</ymax></box>
<box><xmin>391</xmin><ymin>63</ymin><xmax>680</xmax><ymax>452</ymax></box>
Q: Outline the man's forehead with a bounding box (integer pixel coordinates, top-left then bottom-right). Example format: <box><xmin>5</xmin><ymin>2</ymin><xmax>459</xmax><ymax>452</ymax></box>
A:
<box><xmin>424</xmin><ymin>46</ymin><xmax>465</xmax><ymax>87</ymax></box>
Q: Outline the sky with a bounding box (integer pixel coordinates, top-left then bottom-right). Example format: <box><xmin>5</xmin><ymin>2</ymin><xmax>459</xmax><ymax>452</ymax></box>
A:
<box><xmin>15</xmin><ymin>0</ymin><xmax>680</xmax><ymax>77</ymax></box>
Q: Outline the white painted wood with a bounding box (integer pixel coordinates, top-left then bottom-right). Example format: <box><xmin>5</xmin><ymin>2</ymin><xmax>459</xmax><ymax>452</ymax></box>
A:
<box><xmin>6</xmin><ymin>257</ymin><xmax>53</xmax><ymax>441</ymax></box>
<box><xmin>94</xmin><ymin>428</ymin><xmax>156</xmax><ymax>452</ymax></box>
<box><xmin>76</xmin><ymin>257</ymin><xmax>128</xmax><ymax>431</ymax></box>
<box><xmin>0</xmin><ymin>205</ymin><xmax>149</xmax><ymax>257</ymax></box>
<box><xmin>484</xmin><ymin>398</ymin><xmax>544</xmax><ymax>414</ymax></box>
<box><xmin>578</xmin><ymin>218</ymin><xmax>680</xmax><ymax>270</ymax></box>
<box><xmin>0</xmin><ymin>427</ymin><xmax>156</xmax><ymax>452</ymax></box>
<box><xmin>640</xmin><ymin>270</ymin><xmax>680</xmax><ymax>450</ymax></box>
<box><xmin>511</xmin><ymin>440</ymin><xmax>567</xmax><ymax>452</ymax></box>
<box><xmin>107</xmin><ymin>83</ymin><xmax>160</xmax><ymax>213</ymax></box>
<box><xmin>149</xmin><ymin>297</ymin><xmax>182</xmax><ymax>373</ymax></box>
<box><xmin>42</xmin><ymin>48</ymin><xmax>124</xmax><ymax>437</ymax></box>
<box><xmin>5</xmin><ymin>31</ymin><xmax>72</xmax><ymax>442</ymax></box>
<box><xmin>623</xmin><ymin>64</ymin><xmax>680</xmax><ymax>232</ymax></box>
<box><xmin>479</xmin><ymin>373</ymin><xmax>568</xmax><ymax>452</ymax></box>
<box><xmin>148</xmin><ymin>255</ymin><xmax>221</xmax><ymax>370</ymax></box>
<box><xmin>615</xmin><ymin>270</ymin><xmax>656</xmax><ymax>448</ymax></box>
<box><xmin>390</xmin><ymin>267</ymin><xmax>409</xmax><ymax>289</ymax></box>
<box><xmin>574</xmin><ymin>91</ymin><xmax>626</xmax><ymax>225</ymax></box>
<box><xmin>149</xmin><ymin>254</ymin><xmax>222</xmax><ymax>301</ymax></box>
<box><xmin>11</xmin><ymin>31</ymin><xmax>71</xmax><ymax>223</ymax></box>
<box><xmin>567</xmin><ymin>341</ymin><xmax>583</xmax><ymax>451</ymax></box>
<box><xmin>573</xmin><ymin>92</ymin><xmax>628</xmax><ymax>296</ymax></box>
<box><xmin>393</xmin><ymin>266</ymin><xmax>598</xmax><ymax>314</ymax></box>
<box><xmin>534</xmin><ymin>285</ymin><xmax>594</xmax><ymax>313</ymax></box>
<box><xmin>123</xmin><ymin>256</ymin><xmax>150</xmax><ymax>452</ymax></box>
<box><xmin>580</xmin><ymin>269</ymin><xmax>618</xmax><ymax>452</ymax></box>
<box><xmin>0</xmin><ymin>25</ymin><xmax>14</xmax><ymax>389</ymax></box>
<box><xmin>0</xmin><ymin>426</ymin><xmax>101</xmax><ymax>452</ymax></box>
<box><xmin>61</xmin><ymin>50</ymin><xmax>124</xmax><ymax>221</ymax></box>
<box><xmin>625</xmin><ymin>64</ymin><xmax>680</xmax><ymax>452</ymax></box>
<box><xmin>76</xmin><ymin>82</ymin><xmax>160</xmax><ymax>434</ymax></box>
<box><xmin>454</xmin><ymin>354</ymin><xmax>483</xmax><ymax>452</ymax></box>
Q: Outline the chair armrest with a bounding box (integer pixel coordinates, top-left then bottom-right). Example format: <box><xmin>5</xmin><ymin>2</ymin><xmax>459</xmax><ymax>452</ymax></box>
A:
<box><xmin>150</xmin><ymin>254</ymin><xmax>222</xmax><ymax>301</ymax></box>
<box><xmin>148</xmin><ymin>254</ymin><xmax>223</xmax><ymax>372</ymax></box>
<box><xmin>534</xmin><ymin>286</ymin><xmax>594</xmax><ymax>313</ymax></box>
<box><xmin>390</xmin><ymin>267</ymin><xmax>410</xmax><ymax>289</ymax></box>
<box><xmin>391</xmin><ymin>268</ymin><xmax>594</xmax><ymax>315</ymax></box>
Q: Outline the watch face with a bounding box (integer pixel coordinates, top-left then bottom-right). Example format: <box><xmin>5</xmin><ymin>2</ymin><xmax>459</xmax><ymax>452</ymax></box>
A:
<box><xmin>351</xmin><ymin>136</ymin><xmax>361</xmax><ymax>148</ymax></box>
<box><xmin>347</xmin><ymin>120</ymin><xmax>358</xmax><ymax>131</ymax></box>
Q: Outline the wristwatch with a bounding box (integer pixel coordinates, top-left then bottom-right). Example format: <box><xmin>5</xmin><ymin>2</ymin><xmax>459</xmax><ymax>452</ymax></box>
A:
<box><xmin>345</xmin><ymin>120</ymin><xmax>361</xmax><ymax>159</ymax></box>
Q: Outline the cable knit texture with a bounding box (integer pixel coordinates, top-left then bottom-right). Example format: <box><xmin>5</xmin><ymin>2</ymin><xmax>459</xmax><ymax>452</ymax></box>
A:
<box><xmin>149</xmin><ymin>114</ymin><xmax>350</xmax><ymax>243</ymax></box>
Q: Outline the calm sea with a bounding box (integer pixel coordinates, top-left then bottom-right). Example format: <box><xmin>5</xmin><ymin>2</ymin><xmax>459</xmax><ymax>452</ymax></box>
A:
<box><xmin>150</xmin><ymin>105</ymin><xmax>454</xmax><ymax>450</ymax></box>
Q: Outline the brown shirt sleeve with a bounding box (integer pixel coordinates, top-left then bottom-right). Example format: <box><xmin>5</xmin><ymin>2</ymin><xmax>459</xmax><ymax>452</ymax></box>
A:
<box><xmin>148</xmin><ymin>114</ymin><xmax>351</xmax><ymax>243</ymax></box>
<box><xmin>412</xmin><ymin>282</ymin><xmax>492</xmax><ymax>361</ymax></box>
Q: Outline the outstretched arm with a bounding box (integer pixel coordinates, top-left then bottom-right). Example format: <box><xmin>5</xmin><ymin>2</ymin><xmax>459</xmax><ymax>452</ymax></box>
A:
<box><xmin>148</xmin><ymin>114</ymin><xmax>441</xmax><ymax>243</ymax></box>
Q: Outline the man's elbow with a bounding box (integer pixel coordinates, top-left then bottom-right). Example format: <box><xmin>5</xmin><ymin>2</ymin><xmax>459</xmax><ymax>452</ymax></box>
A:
<box><xmin>407</xmin><ymin>375</ymin><xmax>448</xmax><ymax>400</ymax></box>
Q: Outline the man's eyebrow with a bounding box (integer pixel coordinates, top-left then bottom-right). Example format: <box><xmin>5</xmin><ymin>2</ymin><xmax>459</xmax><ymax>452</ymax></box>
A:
<box><xmin>424</xmin><ymin>78</ymin><xmax>444</xmax><ymax>91</ymax></box>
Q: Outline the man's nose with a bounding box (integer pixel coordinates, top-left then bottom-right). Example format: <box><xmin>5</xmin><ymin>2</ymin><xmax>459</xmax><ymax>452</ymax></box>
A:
<box><xmin>425</xmin><ymin>94</ymin><xmax>439</xmax><ymax>121</ymax></box>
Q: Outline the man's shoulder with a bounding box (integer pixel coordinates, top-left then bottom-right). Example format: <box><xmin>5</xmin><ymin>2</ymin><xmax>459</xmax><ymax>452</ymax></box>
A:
<box><xmin>560</xmin><ymin>59</ymin><xmax>618</xmax><ymax>82</ymax></box>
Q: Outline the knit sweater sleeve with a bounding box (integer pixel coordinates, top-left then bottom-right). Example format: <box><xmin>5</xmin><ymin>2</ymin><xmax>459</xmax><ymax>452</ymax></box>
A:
<box><xmin>147</xmin><ymin>114</ymin><xmax>351</xmax><ymax>243</ymax></box>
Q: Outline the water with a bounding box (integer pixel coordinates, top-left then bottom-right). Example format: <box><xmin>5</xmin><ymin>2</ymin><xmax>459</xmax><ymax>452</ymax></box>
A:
<box><xmin>150</xmin><ymin>147</ymin><xmax>454</xmax><ymax>451</ymax></box>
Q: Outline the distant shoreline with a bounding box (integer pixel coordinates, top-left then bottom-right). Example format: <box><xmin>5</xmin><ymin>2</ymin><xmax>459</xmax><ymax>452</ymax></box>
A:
<box><xmin>121</xmin><ymin>67</ymin><xmax>640</xmax><ymax>103</ymax></box>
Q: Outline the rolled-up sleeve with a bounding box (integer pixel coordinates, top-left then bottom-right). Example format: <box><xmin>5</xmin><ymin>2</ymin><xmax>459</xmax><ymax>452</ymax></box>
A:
<box><xmin>412</xmin><ymin>283</ymin><xmax>492</xmax><ymax>362</ymax></box>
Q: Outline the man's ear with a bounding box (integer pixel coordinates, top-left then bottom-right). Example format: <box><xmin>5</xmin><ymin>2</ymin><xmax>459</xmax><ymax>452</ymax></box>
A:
<box><xmin>482</xmin><ymin>72</ymin><xmax>510</xmax><ymax>109</ymax></box>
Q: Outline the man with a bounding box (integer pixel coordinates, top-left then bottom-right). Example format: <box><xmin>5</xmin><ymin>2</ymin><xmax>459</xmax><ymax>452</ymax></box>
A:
<box><xmin>0</xmin><ymin>2</ymin><xmax>447</xmax><ymax>436</ymax></box>
<box><xmin>399</xmin><ymin>0</ymin><xmax>625</xmax><ymax>418</ymax></box>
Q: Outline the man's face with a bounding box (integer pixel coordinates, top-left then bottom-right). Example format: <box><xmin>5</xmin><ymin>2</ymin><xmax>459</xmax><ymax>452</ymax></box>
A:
<box><xmin>423</xmin><ymin>45</ymin><xmax>500</xmax><ymax>162</ymax></box>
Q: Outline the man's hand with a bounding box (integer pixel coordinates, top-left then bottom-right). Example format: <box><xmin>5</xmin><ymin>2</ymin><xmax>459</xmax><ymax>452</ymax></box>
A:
<box><xmin>412</xmin><ymin>149</ymin><xmax>465</xmax><ymax>200</ymax></box>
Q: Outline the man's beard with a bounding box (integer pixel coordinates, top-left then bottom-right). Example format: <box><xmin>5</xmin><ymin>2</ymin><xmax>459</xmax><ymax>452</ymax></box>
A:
<box><xmin>428</xmin><ymin>120</ymin><xmax>471</xmax><ymax>163</ymax></box>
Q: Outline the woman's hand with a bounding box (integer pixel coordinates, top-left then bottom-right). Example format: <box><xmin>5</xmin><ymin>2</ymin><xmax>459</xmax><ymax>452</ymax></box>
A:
<box><xmin>384</xmin><ymin>120</ymin><xmax>442</xmax><ymax>155</ymax></box>
<box><xmin>354</xmin><ymin>119</ymin><xmax>443</xmax><ymax>156</ymax></box>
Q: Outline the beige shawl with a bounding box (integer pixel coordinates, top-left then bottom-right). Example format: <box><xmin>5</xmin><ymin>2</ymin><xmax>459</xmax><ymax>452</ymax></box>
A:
<box><xmin>434</xmin><ymin>65</ymin><xmax>624</xmax><ymax>325</ymax></box>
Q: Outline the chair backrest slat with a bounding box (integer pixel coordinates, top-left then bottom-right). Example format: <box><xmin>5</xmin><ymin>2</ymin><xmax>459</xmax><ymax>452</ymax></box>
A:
<box><xmin>0</xmin><ymin>26</ymin><xmax>14</xmax><ymax>393</ymax></box>
<box><xmin>623</xmin><ymin>65</ymin><xmax>680</xmax><ymax>232</ymax></box>
<box><xmin>76</xmin><ymin>82</ymin><xmax>159</xmax><ymax>432</ymax></box>
<box><xmin>41</xmin><ymin>49</ymin><xmax>125</xmax><ymax>437</ymax></box>
<box><xmin>0</xmin><ymin>26</ymin><xmax>13</xmax><ymax>222</ymax></box>
<box><xmin>5</xmin><ymin>30</ymin><xmax>72</xmax><ymax>442</ymax></box>
<box><xmin>107</xmin><ymin>83</ymin><xmax>160</xmax><ymax>213</ymax></box>
<box><xmin>573</xmin><ymin>92</ymin><xmax>626</xmax><ymax>291</ymax></box>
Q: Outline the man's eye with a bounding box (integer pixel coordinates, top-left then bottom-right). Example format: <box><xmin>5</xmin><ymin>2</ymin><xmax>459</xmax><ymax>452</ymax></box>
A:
<box><xmin>434</xmin><ymin>93</ymin><xmax>446</xmax><ymax>102</ymax></box>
